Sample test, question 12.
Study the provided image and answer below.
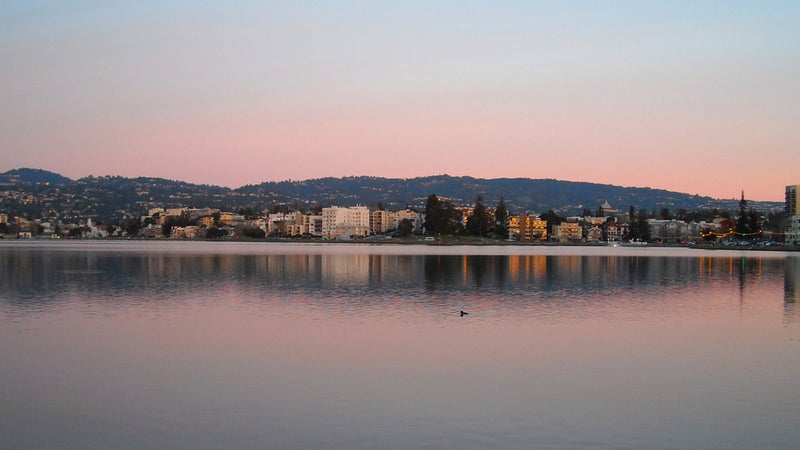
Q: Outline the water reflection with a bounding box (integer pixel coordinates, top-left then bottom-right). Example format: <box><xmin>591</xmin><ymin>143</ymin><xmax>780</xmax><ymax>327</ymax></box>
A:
<box><xmin>785</xmin><ymin>257</ymin><xmax>800</xmax><ymax>325</ymax></box>
<box><xmin>0</xmin><ymin>249</ymin><xmax>789</xmax><ymax>317</ymax></box>
<box><xmin>2</xmin><ymin>245</ymin><xmax>799</xmax><ymax>449</ymax></box>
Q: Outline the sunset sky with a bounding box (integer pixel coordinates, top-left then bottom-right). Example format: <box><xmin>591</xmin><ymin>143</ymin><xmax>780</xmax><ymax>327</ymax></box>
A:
<box><xmin>1</xmin><ymin>1</ymin><xmax>798</xmax><ymax>201</ymax></box>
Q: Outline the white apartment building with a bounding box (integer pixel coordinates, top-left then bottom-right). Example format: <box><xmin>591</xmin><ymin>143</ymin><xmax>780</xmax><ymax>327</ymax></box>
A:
<box><xmin>389</xmin><ymin>209</ymin><xmax>425</xmax><ymax>233</ymax></box>
<box><xmin>303</xmin><ymin>214</ymin><xmax>323</xmax><ymax>237</ymax></box>
<box><xmin>322</xmin><ymin>206</ymin><xmax>370</xmax><ymax>239</ymax></box>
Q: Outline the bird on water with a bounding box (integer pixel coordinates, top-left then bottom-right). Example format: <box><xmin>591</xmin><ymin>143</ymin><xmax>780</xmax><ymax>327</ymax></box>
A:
<box><xmin>460</xmin><ymin>310</ymin><xmax>469</xmax><ymax>316</ymax></box>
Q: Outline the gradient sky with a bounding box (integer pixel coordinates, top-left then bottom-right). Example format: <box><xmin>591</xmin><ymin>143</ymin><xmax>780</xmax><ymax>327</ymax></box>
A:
<box><xmin>1</xmin><ymin>1</ymin><xmax>798</xmax><ymax>201</ymax></box>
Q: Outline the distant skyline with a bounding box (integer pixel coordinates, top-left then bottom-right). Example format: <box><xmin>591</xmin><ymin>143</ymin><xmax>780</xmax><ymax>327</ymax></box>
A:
<box><xmin>2</xmin><ymin>1</ymin><xmax>798</xmax><ymax>201</ymax></box>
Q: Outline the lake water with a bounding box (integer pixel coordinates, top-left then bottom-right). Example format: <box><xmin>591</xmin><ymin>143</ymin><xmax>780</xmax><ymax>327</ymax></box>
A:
<box><xmin>1</xmin><ymin>241</ymin><xmax>799</xmax><ymax>449</ymax></box>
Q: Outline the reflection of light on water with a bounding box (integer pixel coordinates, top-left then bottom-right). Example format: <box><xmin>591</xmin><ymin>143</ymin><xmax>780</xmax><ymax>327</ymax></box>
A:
<box><xmin>1</xmin><ymin>243</ymin><xmax>799</xmax><ymax>449</ymax></box>
<box><xmin>785</xmin><ymin>257</ymin><xmax>800</xmax><ymax>326</ymax></box>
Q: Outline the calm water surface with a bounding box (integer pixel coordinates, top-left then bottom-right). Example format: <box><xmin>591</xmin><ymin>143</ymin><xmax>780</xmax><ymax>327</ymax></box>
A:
<box><xmin>1</xmin><ymin>241</ymin><xmax>799</xmax><ymax>449</ymax></box>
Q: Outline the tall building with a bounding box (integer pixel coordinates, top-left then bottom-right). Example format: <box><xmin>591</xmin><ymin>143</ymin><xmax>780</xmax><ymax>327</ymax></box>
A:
<box><xmin>787</xmin><ymin>185</ymin><xmax>799</xmax><ymax>216</ymax></box>
<box><xmin>785</xmin><ymin>185</ymin><xmax>800</xmax><ymax>245</ymax></box>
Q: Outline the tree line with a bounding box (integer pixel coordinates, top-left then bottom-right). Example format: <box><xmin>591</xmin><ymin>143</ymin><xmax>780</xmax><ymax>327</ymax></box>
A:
<box><xmin>422</xmin><ymin>192</ymin><xmax>784</xmax><ymax>242</ymax></box>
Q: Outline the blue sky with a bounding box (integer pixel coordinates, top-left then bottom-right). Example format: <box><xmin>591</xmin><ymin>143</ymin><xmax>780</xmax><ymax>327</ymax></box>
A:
<box><xmin>2</xmin><ymin>1</ymin><xmax>798</xmax><ymax>200</ymax></box>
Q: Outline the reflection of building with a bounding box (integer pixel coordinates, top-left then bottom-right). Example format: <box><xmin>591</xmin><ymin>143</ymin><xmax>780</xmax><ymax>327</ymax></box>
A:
<box><xmin>786</xmin><ymin>257</ymin><xmax>800</xmax><ymax>303</ymax></box>
<box><xmin>785</xmin><ymin>257</ymin><xmax>800</xmax><ymax>325</ymax></box>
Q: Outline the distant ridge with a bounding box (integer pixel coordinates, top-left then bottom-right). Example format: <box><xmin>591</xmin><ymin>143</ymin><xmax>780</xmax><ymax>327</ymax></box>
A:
<box><xmin>0</xmin><ymin>168</ymin><xmax>783</xmax><ymax>223</ymax></box>
<box><xmin>236</xmin><ymin>174</ymin><xmax>759</xmax><ymax>214</ymax></box>
<box><xmin>0</xmin><ymin>168</ymin><xmax>72</xmax><ymax>185</ymax></box>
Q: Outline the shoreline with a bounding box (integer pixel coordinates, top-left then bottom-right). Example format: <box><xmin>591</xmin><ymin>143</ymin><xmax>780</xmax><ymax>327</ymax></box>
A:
<box><xmin>3</xmin><ymin>236</ymin><xmax>798</xmax><ymax>252</ymax></box>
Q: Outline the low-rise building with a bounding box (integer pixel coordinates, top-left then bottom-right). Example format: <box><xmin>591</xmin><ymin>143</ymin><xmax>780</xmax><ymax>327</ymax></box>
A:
<box><xmin>552</xmin><ymin>222</ymin><xmax>582</xmax><ymax>242</ymax></box>
<box><xmin>586</xmin><ymin>226</ymin><xmax>603</xmax><ymax>242</ymax></box>
<box><xmin>513</xmin><ymin>213</ymin><xmax>547</xmax><ymax>241</ymax></box>
<box><xmin>171</xmin><ymin>226</ymin><xmax>200</xmax><ymax>239</ymax></box>
<box><xmin>370</xmin><ymin>210</ymin><xmax>390</xmax><ymax>234</ymax></box>
<box><xmin>390</xmin><ymin>209</ymin><xmax>424</xmax><ymax>233</ymax></box>
<box><xmin>648</xmin><ymin>219</ymin><xmax>691</xmax><ymax>243</ymax></box>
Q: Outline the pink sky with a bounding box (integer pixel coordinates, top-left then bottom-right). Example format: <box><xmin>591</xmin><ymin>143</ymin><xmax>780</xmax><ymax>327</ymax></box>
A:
<box><xmin>1</xmin><ymin>2</ymin><xmax>798</xmax><ymax>201</ymax></box>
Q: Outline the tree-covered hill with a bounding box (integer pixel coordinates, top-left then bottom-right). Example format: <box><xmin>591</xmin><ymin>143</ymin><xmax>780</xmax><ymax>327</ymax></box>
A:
<box><xmin>0</xmin><ymin>169</ymin><xmax>783</xmax><ymax>224</ymax></box>
<box><xmin>236</xmin><ymin>174</ymin><xmax>754</xmax><ymax>214</ymax></box>
<box><xmin>0</xmin><ymin>168</ymin><xmax>72</xmax><ymax>186</ymax></box>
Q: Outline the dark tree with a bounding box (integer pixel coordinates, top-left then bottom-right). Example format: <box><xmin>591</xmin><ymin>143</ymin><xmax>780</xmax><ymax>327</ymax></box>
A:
<box><xmin>424</xmin><ymin>194</ymin><xmax>445</xmax><ymax>235</ymax></box>
<box><xmin>466</xmin><ymin>195</ymin><xmax>490</xmax><ymax>236</ymax></box>
<box><xmin>242</xmin><ymin>227</ymin><xmax>266</xmax><ymax>238</ymax></box>
<box><xmin>125</xmin><ymin>220</ymin><xmax>141</xmax><ymax>237</ymax></box>
<box><xmin>539</xmin><ymin>209</ymin><xmax>565</xmax><ymax>236</ymax></box>
<box><xmin>269</xmin><ymin>204</ymin><xmax>290</xmax><ymax>214</ymax></box>
<box><xmin>424</xmin><ymin>194</ymin><xmax>463</xmax><ymax>236</ymax></box>
<box><xmin>162</xmin><ymin>211</ymin><xmax>195</xmax><ymax>236</ymax></box>
<box><xmin>396</xmin><ymin>218</ymin><xmax>414</xmax><ymax>237</ymax></box>
<box><xmin>735</xmin><ymin>192</ymin><xmax>762</xmax><ymax>239</ymax></box>
<box><xmin>764</xmin><ymin>211</ymin><xmax>786</xmax><ymax>233</ymax></box>
<box><xmin>494</xmin><ymin>197</ymin><xmax>509</xmax><ymax>239</ymax></box>
<box><xmin>205</xmin><ymin>227</ymin><xmax>227</xmax><ymax>239</ymax></box>
<box><xmin>238</xmin><ymin>207</ymin><xmax>256</xmax><ymax>219</ymax></box>
<box><xmin>628</xmin><ymin>208</ymin><xmax>651</xmax><ymax>241</ymax></box>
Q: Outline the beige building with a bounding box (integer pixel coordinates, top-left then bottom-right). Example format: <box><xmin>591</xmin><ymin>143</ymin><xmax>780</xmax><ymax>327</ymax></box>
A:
<box><xmin>512</xmin><ymin>213</ymin><xmax>547</xmax><ymax>241</ymax></box>
<box><xmin>219</xmin><ymin>212</ymin><xmax>244</xmax><ymax>225</ymax></box>
<box><xmin>552</xmin><ymin>222</ymin><xmax>582</xmax><ymax>242</ymax></box>
<box><xmin>370</xmin><ymin>210</ymin><xmax>390</xmax><ymax>234</ymax></box>
<box><xmin>322</xmin><ymin>206</ymin><xmax>370</xmax><ymax>239</ymax></box>
<box><xmin>586</xmin><ymin>226</ymin><xmax>603</xmax><ymax>242</ymax></box>
<box><xmin>198</xmin><ymin>216</ymin><xmax>216</xmax><ymax>228</ymax></box>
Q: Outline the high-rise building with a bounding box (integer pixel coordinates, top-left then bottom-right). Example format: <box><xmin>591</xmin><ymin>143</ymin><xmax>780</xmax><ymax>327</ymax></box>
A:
<box><xmin>785</xmin><ymin>185</ymin><xmax>800</xmax><ymax>245</ymax></box>
<box><xmin>787</xmin><ymin>185</ymin><xmax>799</xmax><ymax>216</ymax></box>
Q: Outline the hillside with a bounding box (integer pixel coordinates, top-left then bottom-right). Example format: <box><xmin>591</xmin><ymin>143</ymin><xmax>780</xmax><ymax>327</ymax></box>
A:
<box><xmin>236</xmin><ymin>175</ymin><xmax>751</xmax><ymax>214</ymax></box>
<box><xmin>0</xmin><ymin>168</ymin><xmax>72</xmax><ymax>186</ymax></box>
<box><xmin>0</xmin><ymin>169</ymin><xmax>783</xmax><ymax>223</ymax></box>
